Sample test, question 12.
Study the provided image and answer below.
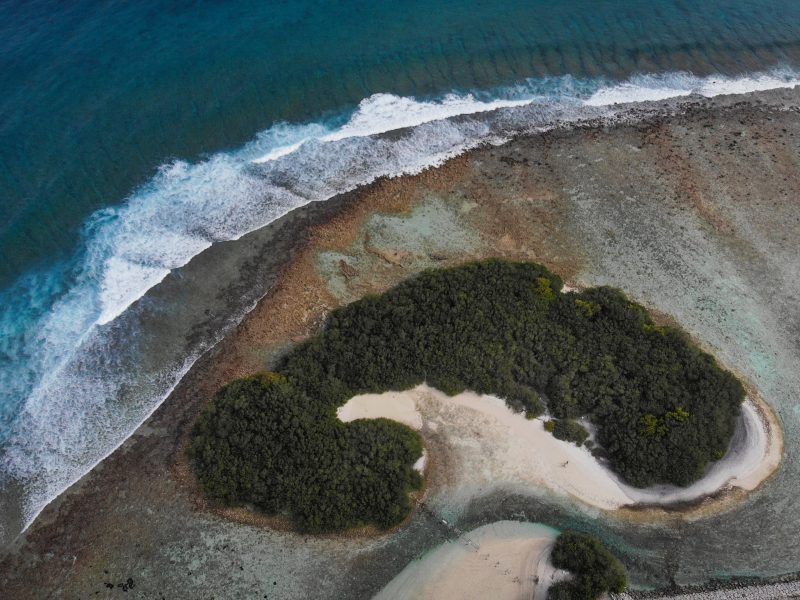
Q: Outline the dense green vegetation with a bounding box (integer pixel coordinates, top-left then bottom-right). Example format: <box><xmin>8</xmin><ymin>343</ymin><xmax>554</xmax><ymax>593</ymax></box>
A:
<box><xmin>547</xmin><ymin>419</ymin><xmax>590</xmax><ymax>446</ymax></box>
<box><xmin>548</xmin><ymin>531</ymin><xmax>628</xmax><ymax>600</ymax></box>
<box><xmin>190</xmin><ymin>373</ymin><xmax>422</xmax><ymax>532</ymax></box>
<box><xmin>192</xmin><ymin>259</ymin><xmax>744</xmax><ymax>531</ymax></box>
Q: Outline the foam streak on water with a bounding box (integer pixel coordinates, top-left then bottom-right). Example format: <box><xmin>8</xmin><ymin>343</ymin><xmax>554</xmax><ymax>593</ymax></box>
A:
<box><xmin>1</xmin><ymin>67</ymin><xmax>799</xmax><ymax>546</ymax></box>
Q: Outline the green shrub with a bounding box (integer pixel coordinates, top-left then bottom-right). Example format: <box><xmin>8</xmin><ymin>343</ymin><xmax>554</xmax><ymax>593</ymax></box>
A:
<box><xmin>551</xmin><ymin>419</ymin><xmax>590</xmax><ymax>446</ymax></box>
<box><xmin>549</xmin><ymin>531</ymin><xmax>628</xmax><ymax>599</ymax></box>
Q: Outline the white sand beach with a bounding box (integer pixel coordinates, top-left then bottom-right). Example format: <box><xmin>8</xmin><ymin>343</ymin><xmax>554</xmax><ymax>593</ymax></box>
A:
<box><xmin>337</xmin><ymin>384</ymin><xmax>782</xmax><ymax>511</ymax></box>
<box><xmin>373</xmin><ymin>521</ymin><xmax>570</xmax><ymax>600</ymax></box>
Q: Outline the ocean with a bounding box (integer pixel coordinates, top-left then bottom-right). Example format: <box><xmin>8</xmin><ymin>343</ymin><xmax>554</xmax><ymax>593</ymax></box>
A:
<box><xmin>2</xmin><ymin>0</ymin><xmax>800</xmax><ymax>550</ymax></box>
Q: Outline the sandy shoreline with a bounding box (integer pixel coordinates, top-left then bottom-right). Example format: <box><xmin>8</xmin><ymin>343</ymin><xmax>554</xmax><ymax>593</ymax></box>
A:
<box><xmin>338</xmin><ymin>385</ymin><xmax>781</xmax><ymax>514</ymax></box>
<box><xmin>2</xmin><ymin>87</ymin><xmax>800</xmax><ymax>598</ymax></box>
<box><xmin>374</xmin><ymin>521</ymin><xmax>569</xmax><ymax>600</ymax></box>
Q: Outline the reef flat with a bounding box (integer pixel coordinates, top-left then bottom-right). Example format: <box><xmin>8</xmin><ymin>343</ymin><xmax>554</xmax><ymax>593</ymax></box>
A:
<box><xmin>1</xmin><ymin>87</ymin><xmax>799</xmax><ymax>599</ymax></box>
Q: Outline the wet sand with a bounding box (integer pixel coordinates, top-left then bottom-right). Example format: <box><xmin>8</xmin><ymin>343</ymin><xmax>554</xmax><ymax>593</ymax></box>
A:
<box><xmin>2</xmin><ymin>87</ymin><xmax>800</xmax><ymax>598</ymax></box>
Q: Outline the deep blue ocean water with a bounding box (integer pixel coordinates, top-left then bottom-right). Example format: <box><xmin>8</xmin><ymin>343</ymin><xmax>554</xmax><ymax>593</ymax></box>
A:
<box><xmin>2</xmin><ymin>0</ymin><xmax>800</xmax><ymax>551</ymax></box>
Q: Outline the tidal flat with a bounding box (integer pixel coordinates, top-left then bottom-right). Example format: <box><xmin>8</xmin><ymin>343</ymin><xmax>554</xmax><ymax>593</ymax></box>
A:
<box><xmin>1</xmin><ymin>87</ymin><xmax>799</xmax><ymax>599</ymax></box>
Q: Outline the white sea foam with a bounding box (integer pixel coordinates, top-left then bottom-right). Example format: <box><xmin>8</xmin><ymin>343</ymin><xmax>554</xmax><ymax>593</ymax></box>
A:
<box><xmin>2</xmin><ymin>97</ymin><xmax>526</xmax><ymax>541</ymax></box>
<box><xmin>252</xmin><ymin>140</ymin><xmax>308</xmax><ymax>163</ymax></box>
<box><xmin>584</xmin><ymin>83</ymin><xmax>692</xmax><ymax>106</ymax></box>
<box><xmin>249</xmin><ymin>121</ymin><xmax>330</xmax><ymax>164</ymax></box>
<box><xmin>585</xmin><ymin>69</ymin><xmax>800</xmax><ymax>106</ymax></box>
<box><xmin>320</xmin><ymin>92</ymin><xmax>532</xmax><ymax>142</ymax></box>
<box><xmin>698</xmin><ymin>71</ymin><xmax>800</xmax><ymax>96</ymax></box>
<box><xmin>2</xmin><ymin>66</ymin><xmax>799</xmax><ymax>545</ymax></box>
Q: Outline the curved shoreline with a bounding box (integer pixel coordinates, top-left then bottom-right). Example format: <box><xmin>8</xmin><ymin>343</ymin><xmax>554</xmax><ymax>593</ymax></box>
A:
<box><xmin>338</xmin><ymin>384</ymin><xmax>782</xmax><ymax>515</ymax></box>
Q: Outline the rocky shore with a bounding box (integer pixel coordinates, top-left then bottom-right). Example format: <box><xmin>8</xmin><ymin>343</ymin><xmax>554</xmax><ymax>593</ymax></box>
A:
<box><xmin>2</xmin><ymin>87</ymin><xmax>800</xmax><ymax>598</ymax></box>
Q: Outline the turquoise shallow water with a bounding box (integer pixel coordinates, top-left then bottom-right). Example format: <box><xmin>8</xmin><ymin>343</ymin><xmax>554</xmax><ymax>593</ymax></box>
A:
<box><xmin>2</xmin><ymin>0</ymin><xmax>800</xmax><ymax>557</ymax></box>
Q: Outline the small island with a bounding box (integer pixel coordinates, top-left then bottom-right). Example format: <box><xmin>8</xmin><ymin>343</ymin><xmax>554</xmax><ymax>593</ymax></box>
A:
<box><xmin>191</xmin><ymin>259</ymin><xmax>745</xmax><ymax>534</ymax></box>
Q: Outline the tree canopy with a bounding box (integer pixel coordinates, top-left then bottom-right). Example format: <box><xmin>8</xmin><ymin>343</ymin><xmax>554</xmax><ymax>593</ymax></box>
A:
<box><xmin>191</xmin><ymin>373</ymin><xmax>422</xmax><ymax>532</ymax></box>
<box><xmin>549</xmin><ymin>531</ymin><xmax>628</xmax><ymax>599</ymax></box>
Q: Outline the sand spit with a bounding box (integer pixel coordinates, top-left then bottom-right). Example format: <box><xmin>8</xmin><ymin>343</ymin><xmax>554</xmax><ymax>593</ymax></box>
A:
<box><xmin>338</xmin><ymin>385</ymin><xmax>781</xmax><ymax>512</ymax></box>
<box><xmin>374</xmin><ymin>521</ymin><xmax>569</xmax><ymax>600</ymax></box>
